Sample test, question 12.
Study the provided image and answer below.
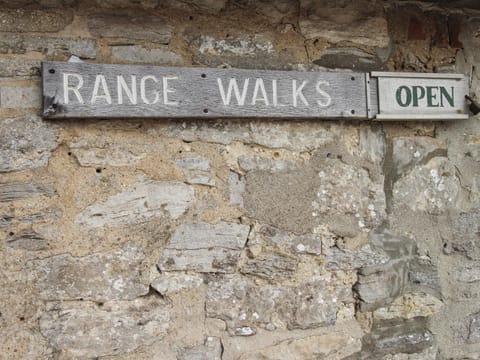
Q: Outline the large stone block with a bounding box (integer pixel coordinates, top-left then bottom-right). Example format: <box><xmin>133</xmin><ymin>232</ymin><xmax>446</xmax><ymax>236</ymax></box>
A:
<box><xmin>160</xmin><ymin>222</ymin><xmax>250</xmax><ymax>273</ymax></box>
<box><xmin>206</xmin><ymin>274</ymin><xmax>352</xmax><ymax>334</ymax></box>
<box><xmin>0</xmin><ymin>34</ymin><xmax>96</xmax><ymax>59</ymax></box>
<box><xmin>0</xmin><ymin>86</ymin><xmax>41</xmax><ymax>109</ymax></box>
<box><xmin>393</xmin><ymin>157</ymin><xmax>460</xmax><ymax>214</ymax></box>
<box><xmin>240</xmin><ymin>251</ymin><xmax>298</xmax><ymax>280</ymax></box>
<box><xmin>88</xmin><ymin>15</ymin><xmax>172</xmax><ymax>44</ymax></box>
<box><xmin>0</xmin><ymin>9</ymin><xmax>73</xmax><ymax>32</ymax></box>
<box><xmin>299</xmin><ymin>0</ymin><xmax>389</xmax><ymax>48</ymax></box>
<box><xmin>0</xmin><ymin>115</ymin><xmax>58</xmax><ymax>172</ymax></box>
<box><xmin>0</xmin><ymin>59</ymin><xmax>41</xmax><ymax>77</ymax></box>
<box><xmin>29</xmin><ymin>244</ymin><xmax>148</xmax><ymax>301</ymax></box>
<box><xmin>75</xmin><ymin>180</ymin><xmax>194</xmax><ymax>228</ymax></box>
<box><xmin>40</xmin><ymin>298</ymin><xmax>170</xmax><ymax>358</ymax></box>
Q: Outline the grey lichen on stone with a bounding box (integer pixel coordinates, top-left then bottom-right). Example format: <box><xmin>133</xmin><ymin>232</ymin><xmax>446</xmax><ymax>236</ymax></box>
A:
<box><xmin>29</xmin><ymin>244</ymin><xmax>149</xmax><ymax>301</ymax></box>
<box><xmin>206</xmin><ymin>274</ymin><xmax>352</xmax><ymax>334</ymax></box>
<box><xmin>75</xmin><ymin>180</ymin><xmax>194</xmax><ymax>228</ymax></box>
<box><xmin>0</xmin><ymin>115</ymin><xmax>58</xmax><ymax>172</ymax></box>
<box><xmin>160</xmin><ymin>222</ymin><xmax>250</xmax><ymax>273</ymax></box>
<box><xmin>39</xmin><ymin>297</ymin><xmax>170</xmax><ymax>358</ymax></box>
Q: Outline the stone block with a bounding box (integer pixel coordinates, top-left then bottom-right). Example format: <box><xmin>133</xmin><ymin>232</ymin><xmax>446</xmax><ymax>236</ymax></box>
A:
<box><xmin>160</xmin><ymin>222</ymin><xmax>250</xmax><ymax>273</ymax></box>
<box><xmin>313</xmin><ymin>47</ymin><xmax>385</xmax><ymax>71</ymax></box>
<box><xmin>392</xmin><ymin>137</ymin><xmax>447</xmax><ymax>177</ymax></box>
<box><xmin>186</xmin><ymin>174</ymin><xmax>216</xmax><ymax>187</ymax></box>
<box><xmin>162</xmin><ymin>0</ymin><xmax>226</xmax><ymax>13</ymax></box>
<box><xmin>112</xmin><ymin>45</ymin><xmax>183</xmax><ymax>65</ymax></box>
<box><xmin>158</xmin><ymin>120</ymin><xmax>340</xmax><ymax>152</ymax></box>
<box><xmin>206</xmin><ymin>274</ymin><xmax>351</xmax><ymax>334</ymax></box>
<box><xmin>299</xmin><ymin>0</ymin><xmax>389</xmax><ymax>48</ymax></box>
<box><xmin>29</xmin><ymin>244</ymin><xmax>148</xmax><ymax>301</ymax></box>
<box><xmin>0</xmin><ymin>182</ymin><xmax>55</xmax><ymax>202</ymax></box>
<box><xmin>442</xmin><ymin>209</ymin><xmax>480</xmax><ymax>260</ymax></box>
<box><xmin>393</xmin><ymin>157</ymin><xmax>460</xmax><ymax>214</ymax></box>
<box><xmin>88</xmin><ymin>15</ymin><xmax>172</xmax><ymax>44</ymax></box>
<box><xmin>249</xmin><ymin>223</ymin><xmax>322</xmax><ymax>256</ymax></box>
<box><xmin>238</xmin><ymin>156</ymin><xmax>296</xmax><ymax>172</ymax></box>
<box><xmin>240</xmin><ymin>251</ymin><xmax>298</xmax><ymax>280</ymax></box>
<box><xmin>356</xmin><ymin>260</ymin><xmax>409</xmax><ymax>311</ymax></box>
<box><xmin>467</xmin><ymin>311</ymin><xmax>480</xmax><ymax>343</ymax></box>
<box><xmin>373</xmin><ymin>293</ymin><xmax>443</xmax><ymax>320</ymax></box>
<box><xmin>70</xmin><ymin>145</ymin><xmax>146</xmax><ymax>167</ymax></box>
<box><xmin>325</xmin><ymin>244</ymin><xmax>390</xmax><ymax>271</ymax></box>
<box><xmin>39</xmin><ymin>298</ymin><xmax>170</xmax><ymax>358</ymax></box>
<box><xmin>178</xmin><ymin>337</ymin><xmax>222</xmax><ymax>360</ymax></box>
<box><xmin>0</xmin><ymin>115</ymin><xmax>58</xmax><ymax>172</ymax></box>
<box><xmin>7</xmin><ymin>231</ymin><xmax>48</xmax><ymax>251</ymax></box>
<box><xmin>362</xmin><ymin>318</ymin><xmax>434</xmax><ymax>357</ymax></box>
<box><xmin>150</xmin><ymin>272</ymin><xmax>204</xmax><ymax>295</ymax></box>
<box><xmin>0</xmin><ymin>86</ymin><xmax>41</xmax><ymax>109</ymax></box>
<box><xmin>75</xmin><ymin>180</ymin><xmax>194</xmax><ymax>228</ymax></box>
<box><xmin>228</xmin><ymin>171</ymin><xmax>245</xmax><ymax>207</ymax></box>
<box><xmin>0</xmin><ymin>59</ymin><xmax>41</xmax><ymax>78</ymax></box>
<box><xmin>0</xmin><ymin>34</ymin><xmax>96</xmax><ymax>59</ymax></box>
<box><xmin>0</xmin><ymin>9</ymin><xmax>73</xmax><ymax>32</ymax></box>
<box><xmin>176</xmin><ymin>156</ymin><xmax>211</xmax><ymax>171</ymax></box>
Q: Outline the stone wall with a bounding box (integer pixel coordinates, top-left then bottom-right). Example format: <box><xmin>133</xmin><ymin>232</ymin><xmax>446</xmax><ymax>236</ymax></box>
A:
<box><xmin>1</xmin><ymin>0</ymin><xmax>480</xmax><ymax>359</ymax></box>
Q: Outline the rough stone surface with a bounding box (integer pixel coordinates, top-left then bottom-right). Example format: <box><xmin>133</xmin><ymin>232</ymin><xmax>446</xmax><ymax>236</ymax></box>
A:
<box><xmin>373</xmin><ymin>292</ymin><xmax>443</xmax><ymax>320</ymax></box>
<box><xmin>300</xmin><ymin>0</ymin><xmax>389</xmax><ymax>47</ymax></box>
<box><xmin>0</xmin><ymin>34</ymin><xmax>96</xmax><ymax>59</ymax></box>
<box><xmin>112</xmin><ymin>45</ymin><xmax>183</xmax><ymax>65</ymax></box>
<box><xmin>30</xmin><ymin>244</ymin><xmax>148</xmax><ymax>301</ymax></box>
<box><xmin>75</xmin><ymin>180</ymin><xmax>194</xmax><ymax>228</ymax></box>
<box><xmin>0</xmin><ymin>182</ymin><xmax>55</xmax><ymax>202</ymax></box>
<box><xmin>206</xmin><ymin>274</ymin><xmax>352</xmax><ymax>334</ymax></box>
<box><xmin>0</xmin><ymin>86</ymin><xmax>41</xmax><ymax>109</ymax></box>
<box><xmin>160</xmin><ymin>222</ymin><xmax>250</xmax><ymax>273</ymax></box>
<box><xmin>40</xmin><ymin>298</ymin><xmax>170</xmax><ymax>358</ymax></box>
<box><xmin>0</xmin><ymin>59</ymin><xmax>41</xmax><ymax>77</ymax></box>
<box><xmin>88</xmin><ymin>15</ymin><xmax>172</xmax><ymax>44</ymax></box>
<box><xmin>0</xmin><ymin>115</ymin><xmax>58</xmax><ymax>172</ymax></box>
<box><xmin>1</xmin><ymin>2</ymin><xmax>479</xmax><ymax>359</ymax></box>
<box><xmin>240</xmin><ymin>251</ymin><xmax>298</xmax><ymax>280</ymax></box>
<box><xmin>7</xmin><ymin>231</ymin><xmax>49</xmax><ymax>251</ymax></box>
<box><xmin>0</xmin><ymin>9</ymin><xmax>73</xmax><ymax>32</ymax></box>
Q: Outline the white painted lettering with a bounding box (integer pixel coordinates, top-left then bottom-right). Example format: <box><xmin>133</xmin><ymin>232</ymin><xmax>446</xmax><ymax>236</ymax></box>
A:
<box><xmin>117</xmin><ymin>75</ymin><xmax>137</xmax><ymax>105</ymax></box>
<box><xmin>251</xmin><ymin>78</ymin><xmax>269</xmax><ymax>105</ymax></box>
<box><xmin>140</xmin><ymin>75</ymin><xmax>159</xmax><ymax>105</ymax></box>
<box><xmin>63</xmin><ymin>73</ymin><xmax>84</xmax><ymax>104</ymax></box>
<box><xmin>271</xmin><ymin>79</ymin><xmax>286</xmax><ymax>107</ymax></box>
<box><xmin>315</xmin><ymin>80</ymin><xmax>332</xmax><ymax>107</ymax></box>
<box><xmin>163</xmin><ymin>76</ymin><xmax>178</xmax><ymax>106</ymax></box>
<box><xmin>217</xmin><ymin>78</ymin><xmax>250</xmax><ymax>106</ymax></box>
<box><xmin>90</xmin><ymin>75</ymin><xmax>112</xmax><ymax>104</ymax></box>
<box><xmin>292</xmin><ymin>80</ymin><xmax>309</xmax><ymax>107</ymax></box>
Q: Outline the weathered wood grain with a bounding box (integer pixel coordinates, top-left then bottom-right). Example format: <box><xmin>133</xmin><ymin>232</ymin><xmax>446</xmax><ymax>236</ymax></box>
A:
<box><xmin>42</xmin><ymin>61</ymin><xmax>368</xmax><ymax>119</ymax></box>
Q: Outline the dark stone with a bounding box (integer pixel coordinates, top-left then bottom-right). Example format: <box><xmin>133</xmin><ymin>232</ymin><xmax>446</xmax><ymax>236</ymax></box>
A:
<box><xmin>361</xmin><ymin>318</ymin><xmax>434</xmax><ymax>357</ymax></box>
<box><xmin>313</xmin><ymin>47</ymin><xmax>385</xmax><ymax>71</ymax></box>
<box><xmin>0</xmin><ymin>182</ymin><xmax>55</xmax><ymax>202</ymax></box>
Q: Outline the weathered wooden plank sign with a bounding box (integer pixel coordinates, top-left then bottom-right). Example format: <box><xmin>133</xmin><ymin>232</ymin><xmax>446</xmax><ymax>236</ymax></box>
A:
<box><xmin>41</xmin><ymin>61</ymin><xmax>470</xmax><ymax>120</ymax></box>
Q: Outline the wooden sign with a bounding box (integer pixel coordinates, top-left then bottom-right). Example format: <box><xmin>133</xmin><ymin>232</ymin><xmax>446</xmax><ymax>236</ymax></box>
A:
<box><xmin>371</xmin><ymin>72</ymin><xmax>469</xmax><ymax>120</ymax></box>
<box><xmin>41</xmin><ymin>61</ymin><xmax>470</xmax><ymax>120</ymax></box>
